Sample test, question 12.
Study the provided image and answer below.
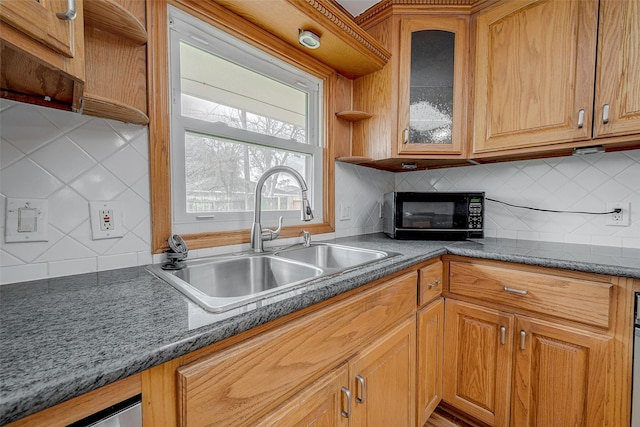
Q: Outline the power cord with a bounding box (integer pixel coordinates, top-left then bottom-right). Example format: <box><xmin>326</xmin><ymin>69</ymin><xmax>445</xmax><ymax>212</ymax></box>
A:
<box><xmin>485</xmin><ymin>197</ymin><xmax>622</xmax><ymax>215</ymax></box>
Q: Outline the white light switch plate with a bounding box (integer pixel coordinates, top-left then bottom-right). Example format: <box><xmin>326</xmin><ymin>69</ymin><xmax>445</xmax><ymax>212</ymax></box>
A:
<box><xmin>89</xmin><ymin>201</ymin><xmax>124</xmax><ymax>239</ymax></box>
<box><xmin>5</xmin><ymin>198</ymin><xmax>49</xmax><ymax>242</ymax></box>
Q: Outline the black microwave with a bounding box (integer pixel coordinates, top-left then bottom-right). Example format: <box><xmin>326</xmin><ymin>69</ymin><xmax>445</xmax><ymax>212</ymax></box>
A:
<box><xmin>383</xmin><ymin>192</ymin><xmax>484</xmax><ymax>240</ymax></box>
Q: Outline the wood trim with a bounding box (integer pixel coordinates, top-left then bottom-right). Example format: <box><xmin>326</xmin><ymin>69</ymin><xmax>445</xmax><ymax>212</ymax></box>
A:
<box><xmin>5</xmin><ymin>374</ymin><xmax>141</xmax><ymax>427</ymax></box>
<box><xmin>141</xmin><ymin>358</ymin><xmax>183</xmax><ymax>427</ymax></box>
<box><xmin>83</xmin><ymin>93</ymin><xmax>149</xmax><ymax>125</ymax></box>
<box><xmin>148</xmin><ymin>0</ymin><xmax>337</xmax><ymax>254</ymax></box>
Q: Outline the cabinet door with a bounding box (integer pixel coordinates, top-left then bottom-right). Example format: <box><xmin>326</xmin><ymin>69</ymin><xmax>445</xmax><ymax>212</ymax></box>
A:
<box><xmin>473</xmin><ymin>0</ymin><xmax>599</xmax><ymax>154</ymax></box>
<box><xmin>443</xmin><ymin>300</ymin><xmax>513</xmax><ymax>426</ymax></box>
<box><xmin>398</xmin><ymin>16</ymin><xmax>467</xmax><ymax>155</ymax></box>
<box><xmin>416</xmin><ymin>298</ymin><xmax>444</xmax><ymax>427</ymax></box>
<box><xmin>512</xmin><ymin>316</ymin><xmax>610</xmax><ymax>427</ymax></box>
<box><xmin>257</xmin><ymin>364</ymin><xmax>350</xmax><ymax>427</ymax></box>
<box><xmin>350</xmin><ymin>318</ymin><xmax>416</xmax><ymax>427</ymax></box>
<box><xmin>0</xmin><ymin>0</ymin><xmax>77</xmax><ymax>58</ymax></box>
<box><xmin>593</xmin><ymin>0</ymin><xmax>640</xmax><ymax>138</ymax></box>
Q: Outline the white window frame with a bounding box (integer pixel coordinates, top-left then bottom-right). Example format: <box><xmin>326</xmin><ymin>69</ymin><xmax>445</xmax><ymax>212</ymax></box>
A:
<box><xmin>168</xmin><ymin>6</ymin><xmax>323</xmax><ymax>234</ymax></box>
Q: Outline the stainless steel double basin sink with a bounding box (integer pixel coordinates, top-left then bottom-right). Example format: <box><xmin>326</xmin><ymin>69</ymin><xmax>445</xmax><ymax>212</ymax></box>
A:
<box><xmin>148</xmin><ymin>243</ymin><xmax>398</xmax><ymax>313</ymax></box>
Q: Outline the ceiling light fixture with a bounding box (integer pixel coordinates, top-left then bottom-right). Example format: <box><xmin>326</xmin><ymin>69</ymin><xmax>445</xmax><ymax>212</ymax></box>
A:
<box><xmin>298</xmin><ymin>30</ymin><xmax>321</xmax><ymax>49</ymax></box>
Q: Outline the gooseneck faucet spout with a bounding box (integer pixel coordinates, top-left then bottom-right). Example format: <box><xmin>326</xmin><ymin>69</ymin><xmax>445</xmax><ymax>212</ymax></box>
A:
<box><xmin>251</xmin><ymin>166</ymin><xmax>314</xmax><ymax>252</ymax></box>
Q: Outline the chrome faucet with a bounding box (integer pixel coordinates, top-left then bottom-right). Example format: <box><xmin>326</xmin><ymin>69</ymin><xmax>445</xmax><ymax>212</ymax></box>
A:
<box><xmin>251</xmin><ymin>166</ymin><xmax>313</xmax><ymax>252</ymax></box>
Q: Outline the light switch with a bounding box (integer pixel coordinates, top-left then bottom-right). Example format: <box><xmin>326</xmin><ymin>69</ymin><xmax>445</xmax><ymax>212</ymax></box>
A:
<box><xmin>5</xmin><ymin>198</ymin><xmax>49</xmax><ymax>242</ymax></box>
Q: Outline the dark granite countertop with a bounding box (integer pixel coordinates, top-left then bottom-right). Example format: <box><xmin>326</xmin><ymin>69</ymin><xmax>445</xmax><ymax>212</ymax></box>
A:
<box><xmin>1</xmin><ymin>235</ymin><xmax>639</xmax><ymax>424</ymax></box>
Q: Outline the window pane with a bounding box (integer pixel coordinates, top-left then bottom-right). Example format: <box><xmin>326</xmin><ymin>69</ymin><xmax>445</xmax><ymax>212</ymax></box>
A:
<box><xmin>184</xmin><ymin>132</ymin><xmax>310</xmax><ymax>213</ymax></box>
<box><xmin>180</xmin><ymin>42</ymin><xmax>308</xmax><ymax>144</ymax></box>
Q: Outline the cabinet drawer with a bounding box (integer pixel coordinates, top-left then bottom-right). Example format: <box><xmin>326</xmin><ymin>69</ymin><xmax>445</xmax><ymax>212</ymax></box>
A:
<box><xmin>177</xmin><ymin>271</ymin><xmax>417</xmax><ymax>427</ymax></box>
<box><xmin>418</xmin><ymin>261</ymin><xmax>443</xmax><ymax>306</ymax></box>
<box><xmin>448</xmin><ymin>260</ymin><xmax>613</xmax><ymax>328</ymax></box>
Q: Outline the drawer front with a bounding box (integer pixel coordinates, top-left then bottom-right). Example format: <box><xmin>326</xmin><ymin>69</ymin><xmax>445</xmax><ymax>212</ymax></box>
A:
<box><xmin>448</xmin><ymin>261</ymin><xmax>612</xmax><ymax>328</ymax></box>
<box><xmin>418</xmin><ymin>261</ymin><xmax>443</xmax><ymax>306</ymax></box>
<box><xmin>177</xmin><ymin>271</ymin><xmax>417</xmax><ymax>427</ymax></box>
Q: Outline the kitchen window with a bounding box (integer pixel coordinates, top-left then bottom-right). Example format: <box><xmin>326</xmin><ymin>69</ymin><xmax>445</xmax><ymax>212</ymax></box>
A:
<box><xmin>169</xmin><ymin>8</ymin><xmax>323</xmax><ymax>234</ymax></box>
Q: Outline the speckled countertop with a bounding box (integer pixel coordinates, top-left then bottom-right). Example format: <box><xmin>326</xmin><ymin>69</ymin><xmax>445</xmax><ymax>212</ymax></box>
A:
<box><xmin>1</xmin><ymin>235</ymin><xmax>639</xmax><ymax>424</ymax></box>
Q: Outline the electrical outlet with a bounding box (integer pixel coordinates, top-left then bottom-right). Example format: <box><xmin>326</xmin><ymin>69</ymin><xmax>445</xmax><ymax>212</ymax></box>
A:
<box><xmin>89</xmin><ymin>201</ymin><xmax>124</xmax><ymax>239</ymax></box>
<box><xmin>605</xmin><ymin>202</ymin><xmax>630</xmax><ymax>226</ymax></box>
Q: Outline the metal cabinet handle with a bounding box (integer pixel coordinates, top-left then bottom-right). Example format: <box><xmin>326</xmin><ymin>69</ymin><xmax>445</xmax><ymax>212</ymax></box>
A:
<box><xmin>56</xmin><ymin>0</ymin><xmax>77</xmax><ymax>20</ymax></box>
<box><xmin>340</xmin><ymin>387</ymin><xmax>351</xmax><ymax>418</ymax></box>
<box><xmin>428</xmin><ymin>279</ymin><xmax>442</xmax><ymax>289</ymax></box>
<box><xmin>500</xmin><ymin>326</ymin><xmax>506</xmax><ymax>345</ymax></box>
<box><xmin>403</xmin><ymin>128</ymin><xmax>409</xmax><ymax>144</ymax></box>
<box><xmin>603</xmin><ymin>104</ymin><xmax>610</xmax><ymax>124</ymax></box>
<box><xmin>355</xmin><ymin>374</ymin><xmax>366</xmax><ymax>403</ymax></box>
<box><xmin>520</xmin><ymin>330</ymin><xmax>526</xmax><ymax>350</ymax></box>
<box><xmin>577</xmin><ymin>109</ymin><xmax>585</xmax><ymax>128</ymax></box>
<box><xmin>504</xmin><ymin>286</ymin><xmax>528</xmax><ymax>296</ymax></box>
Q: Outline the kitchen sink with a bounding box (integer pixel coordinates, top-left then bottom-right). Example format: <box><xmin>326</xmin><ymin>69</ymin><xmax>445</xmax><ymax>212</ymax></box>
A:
<box><xmin>148</xmin><ymin>243</ymin><xmax>398</xmax><ymax>313</ymax></box>
<box><xmin>148</xmin><ymin>255</ymin><xmax>323</xmax><ymax>312</ymax></box>
<box><xmin>274</xmin><ymin>243</ymin><xmax>389</xmax><ymax>270</ymax></box>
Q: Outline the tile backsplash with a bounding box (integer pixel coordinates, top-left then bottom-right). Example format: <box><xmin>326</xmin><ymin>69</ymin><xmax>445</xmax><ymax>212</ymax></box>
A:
<box><xmin>1</xmin><ymin>100</ymin><xmax>151</xmax><ymax>284</ymax></box>
<box><xmin>395</xmin><ymin>150</ymin><xmax>640</xmax><ymax>248</ymax></box>
<box><xmin>1</xmin><ymin>99</ymin><xmax>639</xmax><ymax>284</ymax></box>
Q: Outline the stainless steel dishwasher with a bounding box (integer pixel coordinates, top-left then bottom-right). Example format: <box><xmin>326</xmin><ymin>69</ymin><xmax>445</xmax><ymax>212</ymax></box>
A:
<box><xmin>633</xmin><ymin>293</ymin><xmax>640</xmax><ymax>427</ymax></box>
<box><xmin>69</xmin><ymin>395</ymin><xmax>141</xmax><ymax>427</ymax></box>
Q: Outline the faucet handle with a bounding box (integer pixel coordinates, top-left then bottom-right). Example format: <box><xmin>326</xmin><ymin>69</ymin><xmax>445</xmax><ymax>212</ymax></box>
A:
<box><xmin>302</xmin><ymin>230</ymin><xmax>311</xmax><ymax>247</ymax></box>
<box><xmin>261</xmin><ymin>216</ymin><xmax>283</xmax><ymax>241</ymax></box>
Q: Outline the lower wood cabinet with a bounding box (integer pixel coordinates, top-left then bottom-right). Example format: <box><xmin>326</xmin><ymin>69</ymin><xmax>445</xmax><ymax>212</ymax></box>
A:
<box><xmin>416</xmin><ymin>297</ymin><xmax>444</xmax><ymax>427</ymax></box>
<box><xmin>443</xmin><ymin>299</ymin><xmax>611</xmax><ymax>427</ymax></box>
<box><xmin>174</xmin><ymin>272</ymin><xmax>417</xmax><ymax>427</ymax></box>
<box><xmin>259</xmin><ymin>318</ymin><xmax>416</xmax><ymax>427</ymax></box>
<box><xmin>443</xmin><ymin>300</ymin><xmax>513</xmax><ymax>426</ymax></box>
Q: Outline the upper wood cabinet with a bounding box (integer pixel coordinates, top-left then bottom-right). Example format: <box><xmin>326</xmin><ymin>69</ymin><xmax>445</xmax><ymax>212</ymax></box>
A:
<box><xmin>397</xmin><ymin>17</ymin><xmax>468</xmax><ymax>156</ymax></box>
<box><xmin>345</xmin><ymin>11</ymin><xmax>470</xmax><ymax>170</ymax></box>
<box><xmin>1</xmin><ymin>0</ymin><xmax>147</xmax><ymax>124</ymax></box>
<box><xmin>1</xmin><ymin>0</ymin><xmax>79</xmax><ymax>58</ymax></box>
<box><xmin>1</xmin><ymin>0</ymin><xmax>85</xmax><ymax>110</ymax></box>
<box><xmin>472</xmin><ymin>0</ymin><xmax>640</xmax><ymax>156</ymax></box>
<box><xmin>593</xmin><ymin>0</ymin><xmax>640</xmax><ymax>139</ymax></box>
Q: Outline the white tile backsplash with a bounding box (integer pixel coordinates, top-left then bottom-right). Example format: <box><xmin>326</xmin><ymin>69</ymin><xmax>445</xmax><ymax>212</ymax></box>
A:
<box><xmin>395</xmin><ymin>150</ymin><xmax>640</xmax><ymax>248</ymax></box>
<box><xmin>0</xmin><ymin>100</ymin><xmax>151</xmax><ymax>284</ymax></box>
<box><xmin>1</xmin><ymin>98</ymin><xmax>638</xmax><ymax>284</ymax></box>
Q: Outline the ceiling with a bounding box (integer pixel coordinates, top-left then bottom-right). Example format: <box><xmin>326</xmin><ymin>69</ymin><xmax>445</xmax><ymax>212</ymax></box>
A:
<box><xmin>336</xmin><ymin>0</ymin><xmax>381</xmax><ymax>17</ymax></box>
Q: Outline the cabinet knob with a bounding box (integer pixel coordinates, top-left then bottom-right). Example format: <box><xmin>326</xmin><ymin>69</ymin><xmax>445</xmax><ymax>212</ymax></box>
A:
<box><xmin>500</xmin><ymin>326</ymin><xmax>506</xmax><ymax>345</ymax></box>
<box><xmin>520</xmin><ymin>330</ymin><xmax>527</xmax><ymax>350</ymax></box>
<box><xmin>56</xmin><ymin>0</ymin><xmax>77</xmax><ymax>20</ymax></box>
<box><xmin>503</xmin><ymin>286</ymin><xmax>528</xmax><ymax>296</ymax></box>
<box><xmin>403</xmin><ymin>128</ymin><xmax>409</xmax><ymax>144</ymax></box>
<box><xmin>427</xmin><ymin>279</ymin><xmax>442</xmax><ymax>289</ymax></box>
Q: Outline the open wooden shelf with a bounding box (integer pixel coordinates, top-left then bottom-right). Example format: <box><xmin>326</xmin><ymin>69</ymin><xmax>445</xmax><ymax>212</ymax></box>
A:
<box><xmin>336</xmin><ymin>110</ymin><xmax>373</xmax><ymax>121</ymax></box>
<box><xmin>84</xmin><ymin>0</ymin><xmax>147</xmax><ymax>44</ymax></box>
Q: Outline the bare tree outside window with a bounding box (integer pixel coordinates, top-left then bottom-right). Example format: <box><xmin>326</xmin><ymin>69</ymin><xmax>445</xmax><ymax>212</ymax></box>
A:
<box><xmin>182</xmin><ymin>95</ymin><xmax>308</xmax><ymax>213</ymax></box>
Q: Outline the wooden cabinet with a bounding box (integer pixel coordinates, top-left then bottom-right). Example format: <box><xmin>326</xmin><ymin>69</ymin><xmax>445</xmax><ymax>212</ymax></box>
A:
<box><xmin>0</xmin><ymin>0</ymin><xmax>79</xmax><ymax>58</ymax></box>
<box><xmin>417</xmin><ymin>297</ymin><xmax>444</xmax><ymax>427</ymax></box>
<box><xmin>472</xmin><ymin>0</ymin><xmax>640</xmax><ymax>157</ymax></box>
<box><xmin>349</xmin><ymin>318</ymin><xmax>416</xmax><ymax>427</ymax></box>
<box><xmin>257</xmin><ymin>364</ymin><xmax>350</xmax><ymax>427</ymax></box>
<box><xmin>442</xmin><ymin>256</ymin><xmax>630</xmax><ymax>427</ymax></box>
<box><xmin>343</xmin><ymin>11</ymin><xmax>470</xmax><ymax>171</ymax></box>
<box><xmin>443</xmin><ymin>300</ymin><xmax>513</xmax><ymax>426</ymax></box>
<box><xmin>593</xmin><ymin>0</ymin><xmax>640</xmax><ymax>139</ymax></box>
<box><xmin>444</xmin><ymin>300</ymin><xmax>611</xmax><ymax>427</ymax></box>
<box><xmin>511</xmin><ymin>316</ymin><xmax>609</xmax><ymax>426</ymax></box>
<box><xmin>260</xmin><ymin>318</ymin><xmax>415</xmax><ymax>427</ymax></box>
<box><xmin>175</xmin><ymin>272</ymin><xmax>417</xmax><ymax>427</ymax></box>
<box><xmin>1</xmin><ymin>0</ymin><xmax>85</xmax><ymax>110</ymax></box>
<box><xmin>1</xmin><ymin>0</ymin><xmax>147</xmax><ymax>124</ymax></box>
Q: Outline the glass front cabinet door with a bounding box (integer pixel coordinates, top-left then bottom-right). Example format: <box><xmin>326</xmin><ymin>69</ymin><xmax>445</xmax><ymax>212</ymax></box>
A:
<box><xmin>397</xmin><ymin>17</ymin><xmax>468</xmax><ymax>156</ymax></box>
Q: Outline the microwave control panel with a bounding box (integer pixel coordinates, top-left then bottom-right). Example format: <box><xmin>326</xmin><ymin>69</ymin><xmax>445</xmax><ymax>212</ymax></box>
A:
<box><xmin>468</xmin><ymin>198</ymin><xmax>483</xmax><ymax>229</ymax></box>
